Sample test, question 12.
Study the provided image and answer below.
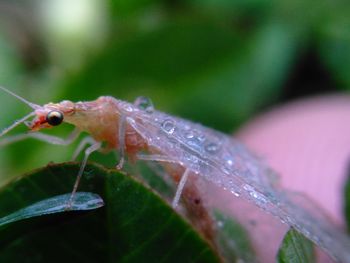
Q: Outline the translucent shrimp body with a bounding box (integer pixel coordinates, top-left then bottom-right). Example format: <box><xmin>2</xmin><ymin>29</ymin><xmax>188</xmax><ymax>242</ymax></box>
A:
<box><xmin>122</xmin><ymin>101</ymin><xmax>350</xmax><ymax>263</ymax></box>
<box><xmin>1</xmin><ymin>89</ymin><xmax>350</xmax><ymax>262</ymax></box>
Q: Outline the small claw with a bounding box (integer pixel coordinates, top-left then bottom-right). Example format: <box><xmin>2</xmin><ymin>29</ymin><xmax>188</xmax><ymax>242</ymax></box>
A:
<box><xmin>116</xmin><ymin>157</ymin><xmax>125</xmax><ymax>170</ymax></box>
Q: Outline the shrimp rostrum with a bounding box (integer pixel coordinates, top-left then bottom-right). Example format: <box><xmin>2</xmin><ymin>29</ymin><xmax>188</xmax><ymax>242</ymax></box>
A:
<box><xmin>1</xmin><ymin>86</ymin><xmax>350</xmax><ymax>263</ymax></box>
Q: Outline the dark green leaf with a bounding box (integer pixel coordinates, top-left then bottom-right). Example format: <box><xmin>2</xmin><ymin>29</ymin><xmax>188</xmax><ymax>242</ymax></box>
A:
<box><xmin>108</xmin><ymin>0</ymin><xmax>161</xmax><ymax>17</ymax></box>
<box><xmin>214</xmin><ymin>211</ymin><xmax>256</xmax><ymax>263</ymax></box>
<box><xmin>0</xmin><ymin>163</ymin><xmax>220</xmax><ymax>263</ymax></box>
<box><xmin>277</xmin><ymin>228</ymin><xmax>315</xmax><ymax>263</ymax></box>
<box><xmin>345</xmin><ymin>175</ymin><xmax>350</xmax><ymax>230</ymax></box>
<box><xmin>316</xmin><ymin>5</ymin><xmax>350</xmax><ymax>90</ymax></box>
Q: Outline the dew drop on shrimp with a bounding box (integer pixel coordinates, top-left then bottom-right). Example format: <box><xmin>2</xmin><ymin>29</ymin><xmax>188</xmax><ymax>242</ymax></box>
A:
<box><xmin>134</xmin><ymin>96</ymin><xmax>154</xmax><ymax>114</ymax></box>
<box><xmin>161</xmin><ymin>118</ymin><xmax>176</xmax><ymax>134</ymax></box>
<box><xmin>205</xmin><ymin>142</ymin><xmax>220</xmax><ymax>154</ymax></box>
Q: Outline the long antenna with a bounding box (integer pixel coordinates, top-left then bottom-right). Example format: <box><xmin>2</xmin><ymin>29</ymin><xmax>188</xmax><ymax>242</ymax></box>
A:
<box><xmin>0</xmin><ymin>86</ymin><xmax>40</xmax><ymax>110</ymax></box>
<box><xmin>0</xmin><ymin>112</ymin><xmax>35</xmax><ymax>137</ymax></box>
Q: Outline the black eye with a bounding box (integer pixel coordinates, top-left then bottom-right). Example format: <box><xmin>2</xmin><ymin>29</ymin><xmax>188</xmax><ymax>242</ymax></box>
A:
<box><xmin>46</xmin><ymin>111</ymin><xmax>64</xmax><ymax>126</ymax></box>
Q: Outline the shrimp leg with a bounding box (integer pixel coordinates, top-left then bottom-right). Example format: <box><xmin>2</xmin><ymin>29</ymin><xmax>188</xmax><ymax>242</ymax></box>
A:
<box><xmin>136</xmin><ymin>153</ymin><xmax>190</xmax><ymax>208</ymax></box>
<box><xmin>116</xmin><ymin>114</ymin><xmax>126</xmax><ymax>170</ymax></box>
<box><xmin>0</xmin><ymin>128</ymin><xmax>80</xmax><ymax>147</ymax></box>
<box><xmin>67</xmin><ymin>141</ymin><xmax>102</xmax><ymax>208</ymax></box>
<box><xmin>71</xmin><ymin>136</ymin><xmax>96</xmax><ymax>160</ymax></box>
<box><xmin>172</xmin><ymin>168</ymin><xmax>190</xmax><ymax>208</ymax></box>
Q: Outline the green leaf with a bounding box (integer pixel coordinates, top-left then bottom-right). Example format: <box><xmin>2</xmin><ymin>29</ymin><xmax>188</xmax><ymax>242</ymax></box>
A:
<box><xmin>0</xmin><ymin>192</ymin><xmax>104</xmax><ymax>227</ymax></box>
<box><xmin>277</xmin><ymin>228</ymin><xmax>315</xmax><ymax>263</ymax></box>
<box><xmin>314</xmin><ymin>4</ymin><xmax>350</xmax><ymax>90</ymax></box>
<box><xmin>0</xmin><ymin>163</ymin><xmax>220</xmax><ymax>263</ymax></box>
<box><xmin>109</xmin><ymin>0</ymin><xmax>161</xmax><ymax>17</ymax></box>
<box><xmin>214</xmin><ymin>211</ymin><xmax>256</xmax><ymax>263</ymax></box>
<box><xmin>345</xmin><ymin>175</ymin><xmax>350</xmax><ymax>230</ymax></box>
<box><xmin>318</xmin><ymin>31</ymin><xmax>350</xmax><ymax>90</ymax></box>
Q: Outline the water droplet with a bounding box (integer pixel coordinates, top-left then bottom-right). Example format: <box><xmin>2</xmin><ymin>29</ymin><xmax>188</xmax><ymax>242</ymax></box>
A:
<box><xmin>226</xmin><ymin>159</ymin><xmax>233</xmax><ymax>166</ymax></box>
<box><xmin>184</xmin><ymin>131</ymin><xmax>194</xmax><ymax>139</ymax></box>
<box><xmin>223</xmin><ymin>160</ymin><xmax>233</xmax><ymax>173</ymax></box>
<box><xmin>184</xmin><ymin>152</ymin><xmax>199</xmax><ymax>163</ymax></box>
<box><xmin>217</xmin><ymin>221</ymin><xmax>224</xmax><ymax>228</ymax></box>
<box><xmin>124</xmin><ymin>105</ymin><xmax>133</xmax><ymax>112</ymax></box>
<box><xmin>198</xmin><ymin>134</ymin><xmax>206</xmax><ymax>142</ymax></box>
<box><xmin>161</xmin><ymin>119</ymin><xmax>176</xmax><ymax>134</ymax></box>
<box><xmin>243</xmin><ymin>184</ymin><xmax>267</xmax><ymax>204</ymax></box>
<box><xmin>222</xmin><ymin>166</ymin><xmax>231</xmax><ymax>174</ymax></box>
<box><xmin>134</xmin><ymin>96</ymin><xmax>154</xmax><ymax>113</ymax></box>
<box><xmin>205</xmin><ymin>142</ymin><xmax>220</xmax><ymax>153</ymax></box>
<box><xmin>230</xmin><ymin>189</ymin><xmax>241</xmax><ymax>197</ymax></box>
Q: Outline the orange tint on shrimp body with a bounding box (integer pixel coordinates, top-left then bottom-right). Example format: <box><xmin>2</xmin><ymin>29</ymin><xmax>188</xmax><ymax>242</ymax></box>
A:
<box><xmin>31</xmin><ymin>96</ymin><xmax>147</xmax><ymax>154</ymax></box>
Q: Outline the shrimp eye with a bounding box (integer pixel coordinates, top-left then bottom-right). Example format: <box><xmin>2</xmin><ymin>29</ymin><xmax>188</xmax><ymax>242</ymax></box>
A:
<box><xmin>46</xmin><ymin>111</ymin><xmax>64</xmax><ymax>126</ymax></box>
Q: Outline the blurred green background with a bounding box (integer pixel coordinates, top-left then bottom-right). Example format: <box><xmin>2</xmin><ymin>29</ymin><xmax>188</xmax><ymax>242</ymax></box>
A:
<box><xmin>0</xmin><ymin>0</ymin><xmax>349</xmax><ymax>183</ymax></box>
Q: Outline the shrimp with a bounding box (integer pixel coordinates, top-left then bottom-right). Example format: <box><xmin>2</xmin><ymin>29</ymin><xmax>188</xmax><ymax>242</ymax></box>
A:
<box><xmin>0</xmin><ymin>86</ymin><xmax>350</xmax><ymax>262</ymax></box>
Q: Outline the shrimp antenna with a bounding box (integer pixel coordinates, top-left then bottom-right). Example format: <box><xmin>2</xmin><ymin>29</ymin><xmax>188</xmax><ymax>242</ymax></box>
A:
<box><xmin>0</xmin><ymin>86</ymin><xmax>40</xmax><ymax>138</ymax></box>
<box><xmin>0</xmin><ymin>112</ymin><xmax>35</xmax><ymax>138</ymax></box>
<box><xmin>0</xmin><ymin>86</ymin><xmax>40</xmax><ymax>110</ymax></box>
